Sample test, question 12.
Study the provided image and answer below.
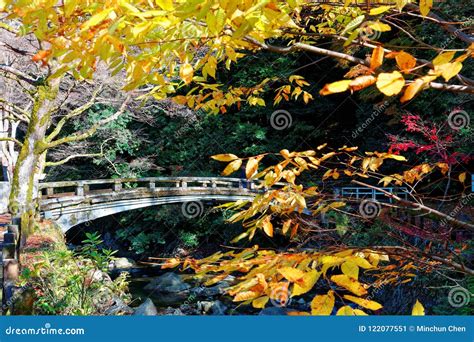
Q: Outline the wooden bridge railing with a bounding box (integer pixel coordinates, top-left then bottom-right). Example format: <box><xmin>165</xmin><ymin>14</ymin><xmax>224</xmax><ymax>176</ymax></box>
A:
<box><xmin>38</xmin><ymin>177</ymin><xmax>272</xmax><ymax>198</ymax></box>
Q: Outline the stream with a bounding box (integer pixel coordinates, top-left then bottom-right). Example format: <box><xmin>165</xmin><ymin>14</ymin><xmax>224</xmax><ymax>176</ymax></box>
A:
<box><xmin>110</xmin><ymin>263</ymin><xmax>249</xmax><ymax>315</ymax></box>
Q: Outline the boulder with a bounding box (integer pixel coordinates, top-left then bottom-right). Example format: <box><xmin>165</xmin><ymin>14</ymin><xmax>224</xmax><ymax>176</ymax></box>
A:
<box><xmin>144</xmin><ymin>272</ymin><xmax>190</xmax><ymax>292</ymax></box>
<box><xmin>196</xmin><ymin>300</ymin><xmax>228</xmax><ymax>315</ymax></box>
<box><xmin>109</xmin><ymin>258</ymin><xmax>136</xmax><ymax>271</ymax></box>
<box><xmin>160</xmin><ymin>307</ymin><xmax>185</xmax><ymax>315</ymax></box>
<box><xmin>190</xmin><ymin>275</ymin><xmax>235</xmax><ymax>297</ymax></box>
<box><xmin>104</xmin><ymin>297</ymin><xmax>134</xmax><ymax>315</ymax></box>
<box><xmin>134</xmin><ymin>298</ymin><xmax>158</xmax><ymax>316</ymax></box>
<box><xmin>196</xmin><ymin>301</ymin><xmax>214</xmax><ymax>314</ymax></box>
<box><xmin>211</xmin><ymin>300</ymin><xmax>228</xmax><ymax>315</ymax></box>
<box><xmin>145</xmin><ymin>272</ymin><xmax>191</xmax><ymax>306</ymax></box>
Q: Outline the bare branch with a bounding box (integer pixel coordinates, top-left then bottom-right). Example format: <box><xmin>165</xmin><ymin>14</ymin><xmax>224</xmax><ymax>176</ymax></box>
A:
<box><xmin>46</xmin><ymin>85</ymin><xmax>104</xmax><ymax>142</ymax></box>
<box><xmin>366</xmin><ymin>246</ymin><xmax>474</xmax><ymax>276</ymax></box>
<box><xmin>0</xmin><ymin>137</ymin><xmax>22</xmax><ymax>146</ymax></box>
<box><xmin>246</xmin><ymin>38</ymin><xmax>474</xmax><ymax>95</ymax></box>
<box><xmin>45</xmin><ymin>95</ymin><xmax>132</xmax><ymax>150</ymax></box>
<box><xmin>405</xmin><ymin>3</ymin><xmax>474</xmax><ymax>45</ymax></box>
<box><xmin>0</xmin><ymin>64</ymin><xmax>41</xmax><ymax>85</ymax></box>
<box><xmin>352</xmin><ymin>180</ymin><xmax>474</xmax><ymax>231</ymax></box>
<box><xmin>45</xmin><ymin>152</ymin><xmax>102</xmax><ymax>167</ymax></box>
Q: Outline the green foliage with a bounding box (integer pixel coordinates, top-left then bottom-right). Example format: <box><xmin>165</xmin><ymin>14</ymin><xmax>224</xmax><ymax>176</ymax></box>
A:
<box><xmin>76</xmin><ymin>232</ymin><xmax>117</xmax><ymax>271</ymax></box>
<box><xmin>20</xmin><ymin>233</ymin><xmax>129</xmax><ymax>315</ymax></box>
<box><xmin>178</xmin><ymin>231</ymin><xmax>199</xmax><ymax>248</ymax></box>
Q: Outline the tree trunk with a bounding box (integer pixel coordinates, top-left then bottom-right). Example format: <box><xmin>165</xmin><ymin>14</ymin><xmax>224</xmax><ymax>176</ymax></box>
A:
<box><xmin>9</xmin><ymin>80</ymin><xmax>59</xmax><ymax>237</ymax></box>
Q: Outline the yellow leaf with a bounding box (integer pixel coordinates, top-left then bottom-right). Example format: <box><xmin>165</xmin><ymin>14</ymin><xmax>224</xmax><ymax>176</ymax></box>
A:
<box><xmin>336</xmin><ymin>306</ymin><xmax>368</xmax><ymax>315</ymax></box>
<box><xmin>368</xmin><ymin>21</ymin><xmax>391</xmax><ymax>32</ymax></box>
<box><xmin>282</xmin><ymin>219</ymin><xmax>292</xmax><ymax>235</ymax></box>
<box><xmin>349</xmin><ymin>75</ymin><xmax>377</xmax><ymax>91</ymax></box>
<box><xmin>330</xmin><ymin>274</ymin><xmax>368</xmax><ymax>296</ymax></box>
<box><xmin>370</xmin><ymin>46</ymin><xmax>384</xmax><ymax>70</ymax></box>
<box><xmin>222</xmin><ymin>159</ymin><xmax>242</xmax><ymax>176</ymax></box>
<box><xmin>376</xmin><ymin>71</ymin><xmax>405</xmax><ymax>96</ymax></box>
<box><xmin>395</xmin><ymin>51</ymin><xmax>416</xmax><ymax>73</ymax></box>
<box><xmin>369</xmin><ymin>6</ymin><xmax>392</xmax><ymax>15</ymax></box>
<box><xmin>211</xmin><ymin>154</ymin><xmax>239</xmax><ymax>162</ymax></box>
<box><xmin>419</xmin><ymin>0</ymin><xmax>433</xmax><ymax>17</ymax></box>
<box><xmin>155</xmin><ymin>0</ymin><xmax>173</xmax><ymax>11</ymax></box>
<box><xmin>349</xmin><ymin>256</ymin><xmax>374</xmax><ymax>269</ymax></box>
<box><xmin>396</xmin><ymin>0</ymin><xmax>409</xmax><ymax>11</ymax></box>
<box><xmin>179</xmin><ymin>63</ymin><xmax>194</xmax><ymax>84</ymax></box>
<box><xmin>433</xmin><ymin>51</ymin><xmax>455</xmax><ymax>66</ymax></box>
<box><xmin>353</xmin><ymin>309</ymin><xmax>368</xmax><ymax>315</ymax></box>
<box><xmin>400</xmin><ymin>78</ymin><xmax>424</xmax><ymax>103</ymax></box>
<box><xmin>262</xmin><ymin>216</ymin><xmax>273</xmax><ymax>237</ymax></box>
<box><xmin>319</xmin><ymin>80</ymin><xmax>351</xmax><ymax>95</ymax></box>
<box><xmin>336</xmin><ymin>305</ymin><xmax>356</xmax><ymax>315</ymax></box>
<box><xmin>412</xmin><ymin>299</ymin><xmax>425</xmax><ymax>315</ymax></box>
<box><xmin>233</xmin><ymin>290</ymin><xmax>259</xmax><ymax>302</ymax></box>
<box><xmin>246</xmin><ymin>157</ymin><xmax>260</xmax><ymax>178</ymax></box>
<box><xmin>81</xmin><ymin>8</ymin><xmax>113</xmax><ymax>31</ymax></box>
<box><xmin>161</xmin><ymin>258</ymin><xmax>181</xmax><ymax>269</ymax></box>
<box><xmin>341</xmin><ymin>261</ymin><xmax>359</xmax><ymax>279</ymax></box>
<box><xmin>437</xmin><ymin>162</ymin><xmax>449</xmax><ymax>175</ymax></box>
<box><xmin>459</xmin><ymin>172</ymin><xmax>467</xmax><ymax>183</ymax></box>
<box><xmin>311</xmin><ymin>290</ymin><xmax>335</xmax><ymax>315</ymax></box>
<box><xmin>278</xmin><ymin>267</ymin><xmax>305</xmax><ymax>282</ymax></box>
<box><xmin>292</xmin><ymin>270</ymin><xmax>321</xmax><ymax>296</ymax></box>
<box><xmin>379</xmin><ymin>176</ymin><xmax>394</xmax><ymax>187</ymax></box>
<box><xmin>437</xmin><ymin>62</ymin><xmax>463</xmax><ymax>81</ymax></box>
<box><xmin>252</xmin><ymin>296</ymin><xmax>269</xmax><ymax>308</ymax></box>
<box><xmin>343</xmin><ymin>295</ymin><xmax>383</xmax><ymax>310</ymax></box>
<box><xmin>385</xmin><ymin>153</ymin><xmax>407</xmax><ymax>161</ymax></box>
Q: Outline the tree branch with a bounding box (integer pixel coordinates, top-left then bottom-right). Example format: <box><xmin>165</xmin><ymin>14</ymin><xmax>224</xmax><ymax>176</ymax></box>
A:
<box><xmin>46</xmin><ymin>85</ymin><xmax>104</xmax><ymax>142</ymax></box>
<box><xmin>0</xmin><ymin>98</ymin><xmax>30</xmax><ymax>122</ymax></box>
<box><xmin>44</xmin><ymin>152</ymin><xmax>102</xmax><ymax>167</ymax></box>
<box><xmin>0</xmin><ymin>137</ymin><xmax>22</xmax><ymax>147</ymax></box>
<box><xmin>0</xmin><ymin>64</ymin><xmax>41</xmax><ymax>86</ymax></box>
<box><xmin>351</xmin><ymin>180</ymin><xmax>474</xmax><ymax>231</ymax></box>
<box><xmin>246</xmin><ymin>38</ymin><xmax>474</xmax><ymax>94</ymax></box>
<box><xmin>366</xmin><ymin>246</ymin><xmax>474</xmax><ymax>276</ymax></box>
<box><xmin>405</xmin><ymin>3</ymin><xmax>474</xmax><ymax>45</ymax></box>
<box><xmin>45</xmin><ymin>96</ymin><xmax>131</xmax><ymax>150</ymax></box>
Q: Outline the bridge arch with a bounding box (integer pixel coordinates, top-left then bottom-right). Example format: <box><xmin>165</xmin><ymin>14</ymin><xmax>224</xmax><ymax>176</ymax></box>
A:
<box><xmin>38</xmin><ymin>177</ymin><xmax>259</xmax><ymax>232</ymax></box>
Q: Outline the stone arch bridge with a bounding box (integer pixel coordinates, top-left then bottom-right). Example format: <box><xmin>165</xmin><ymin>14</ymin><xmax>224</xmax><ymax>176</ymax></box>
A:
<box><xmin>37</xmin><ymin>177</ymin><xmax>263</xmax><ymax>232</ymax></box>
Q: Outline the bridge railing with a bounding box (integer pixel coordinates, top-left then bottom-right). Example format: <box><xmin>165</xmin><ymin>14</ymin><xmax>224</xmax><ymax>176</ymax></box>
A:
<box><xmin>38</xmin><ymin>177</ymin><xmax>273</xmax><ymax>198</ymax></box>
<box><xmin>334</xmin><ymin>186</ymin><xmax>409</xmax><ymax>203</ymax></box>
